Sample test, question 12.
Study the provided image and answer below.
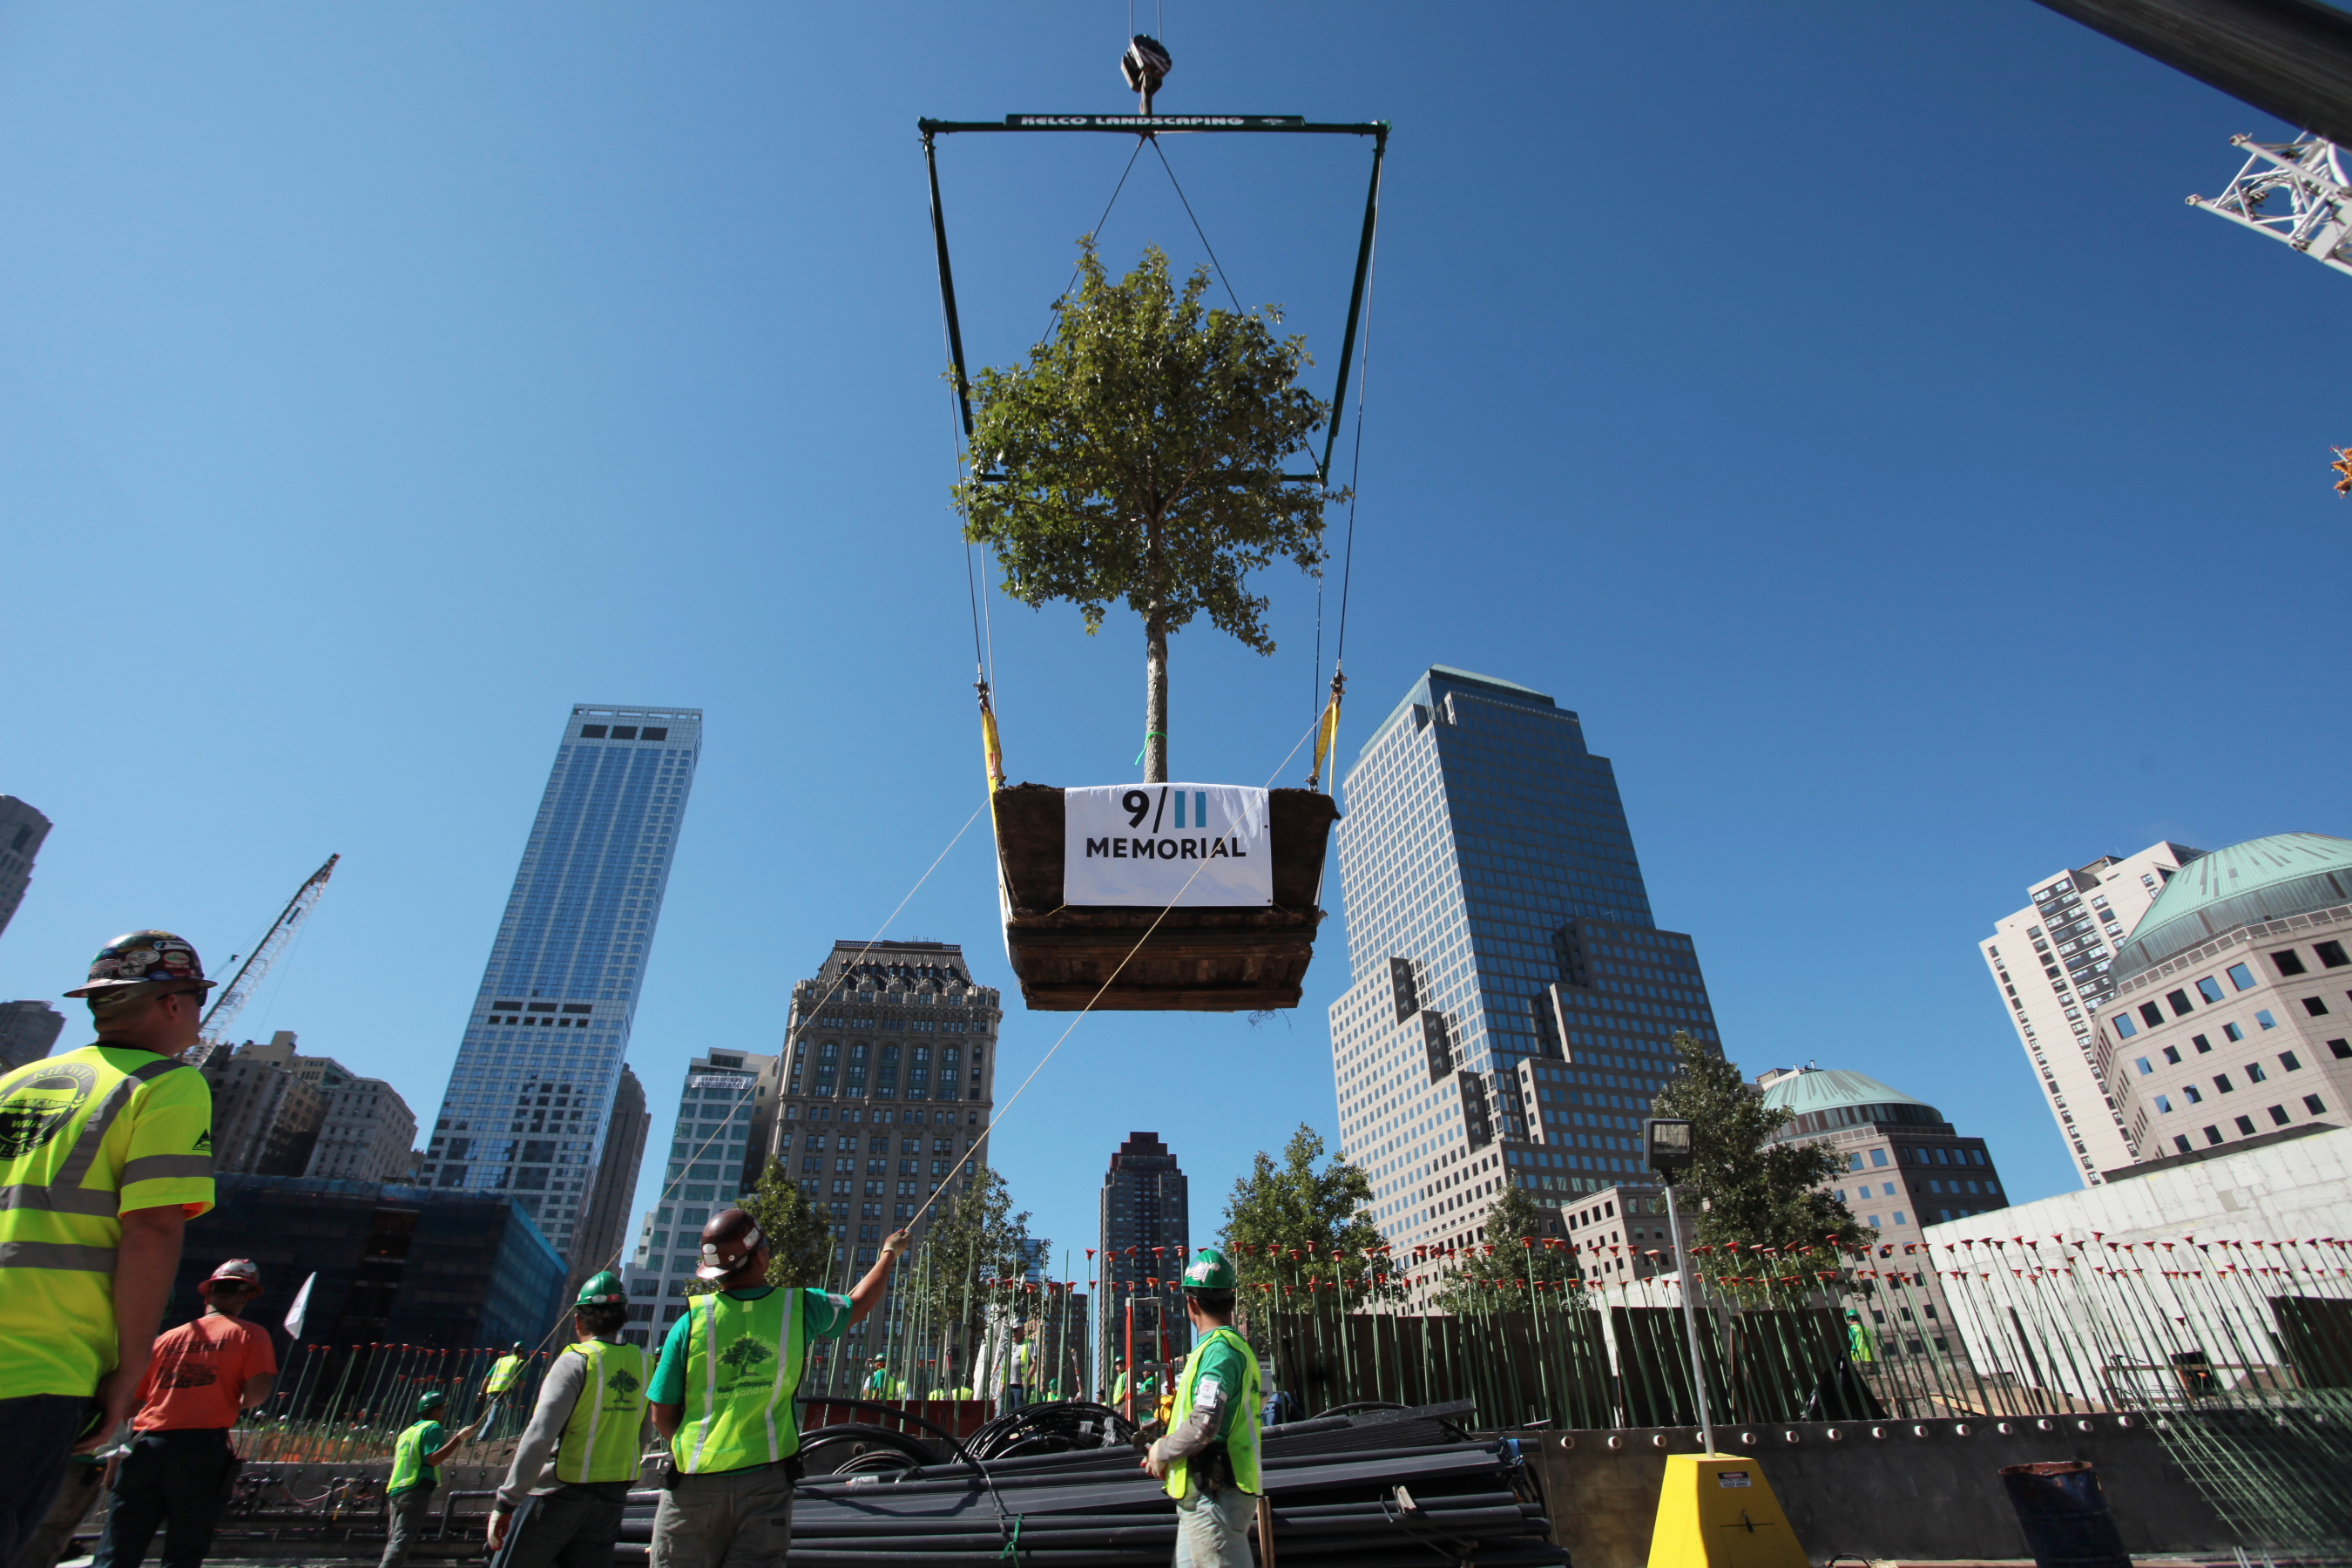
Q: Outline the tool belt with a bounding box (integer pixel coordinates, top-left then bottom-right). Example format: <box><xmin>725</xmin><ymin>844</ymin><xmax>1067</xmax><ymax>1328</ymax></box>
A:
<box><xmin>1196</xmin><ymin>1443</ymin><xmax>1237</xmax><ymax>1493</ymax></box>
<box><xmin>660</xmin><ymin>1454</ymin><xmax>806</xmax><ymax>1490</ymax></box>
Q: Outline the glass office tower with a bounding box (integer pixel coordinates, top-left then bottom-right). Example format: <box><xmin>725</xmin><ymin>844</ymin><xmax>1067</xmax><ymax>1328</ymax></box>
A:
<box><xmin>420</xmin><ymin>704</ymin><xmax>702</xmax><ymax>1265</ymax></box>
<box><xmin>1327</xmin><ymin>668</ymin><xmax>1723</xmax><ymax>1258</ymax></box>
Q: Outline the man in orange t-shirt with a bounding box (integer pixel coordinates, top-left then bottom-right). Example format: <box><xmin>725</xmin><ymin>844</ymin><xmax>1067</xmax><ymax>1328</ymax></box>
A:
<box><xmin>91</xmin><ymin>1260</ymin><xmax>279</xmax><ymax>1568</ymax></box>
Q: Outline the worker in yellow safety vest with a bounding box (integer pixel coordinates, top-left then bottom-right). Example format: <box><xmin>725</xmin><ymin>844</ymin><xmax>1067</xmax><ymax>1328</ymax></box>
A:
<box><xmin>1141</xmin><ymin>1249</ymin><xmax>1262</xmax><ymax>1568</ymax></box>
<box><xmin>0</xmin><ymin>932</ymin><xmax>220</xmax><ymax>1563</ymax></box>
<box><xmin>382</xmin><ymin>1391</ymin><xmax>481</xmax><ymax>1568</ymax></box>
<box><xmin>486</xmin><ymin>1272</ymin><xmax>646</xmax><ymax>1568</ymax></box>
<box><xmin>645</xmin><ymin>1208</ymin><xmax>909</xmax><ymax>1568</ymax></box>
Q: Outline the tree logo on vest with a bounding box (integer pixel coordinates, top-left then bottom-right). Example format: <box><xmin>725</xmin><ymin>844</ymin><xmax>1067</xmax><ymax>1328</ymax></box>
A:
<box><xmin>604</xmin><ymin>1366</ymin><xmax>641</xmax><ymax>1409</ymax></box>
<box><xmin>0</xmin><ymin>1064</ymin><xmax>97</xmax><ymax>1159</ymax></box>
<box><xmin>719</xmin><ymin>1336</ymin><xmax>773</xmax><ymax>1374</ymax></box>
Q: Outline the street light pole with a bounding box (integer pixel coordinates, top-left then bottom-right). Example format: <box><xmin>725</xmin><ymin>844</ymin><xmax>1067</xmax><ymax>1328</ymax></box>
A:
<box><xmin>1644</xmin><ymin>1118</ymin><xmax>1716</xmax><ymax>1456</ymax></box>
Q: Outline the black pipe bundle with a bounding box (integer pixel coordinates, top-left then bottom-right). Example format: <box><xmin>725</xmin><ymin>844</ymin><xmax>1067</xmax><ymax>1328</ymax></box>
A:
<box><xmin>612</xmin><ymin>1402</ymin><xmax>1563</xmax><ymax>1565</ymax></box>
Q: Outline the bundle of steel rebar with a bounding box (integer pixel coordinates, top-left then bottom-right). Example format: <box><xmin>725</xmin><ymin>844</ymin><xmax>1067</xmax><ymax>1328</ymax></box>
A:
<box><xmin>612</xmin><ymin>1405</ymin><xmax>1562</xmax><ymax>1565</ymax></box>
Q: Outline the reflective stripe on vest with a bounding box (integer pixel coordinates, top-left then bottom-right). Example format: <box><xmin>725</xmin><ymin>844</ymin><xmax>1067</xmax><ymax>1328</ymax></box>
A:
<box><xmin>1164</xmin><ymin>1327</ymin><xmax>1263</xmax><ymax>1500</ymax></box>
<box><xmin>389</xmin><ymin>1421</ymin><xmax>436</xmax><ymax>1493</ymax></box>
<box><xmin>554</xmin><ymin>1339</ymin><xmax>647</xmax><ymax>1484</ymax></box>
<box><xmin>679</xmin><ymin>1290</ymin><xmax>806</xmax><ymax>1475</ymax></box>
<box><xmin>0</xmin><ymin>1055</ymin><xmax>187</xmax><ymax>1268</ymax></box>
<box><xmin>487</xmin><ymin>1355</ymin><xmax>525</xmax><ymax>1393</ymax></box>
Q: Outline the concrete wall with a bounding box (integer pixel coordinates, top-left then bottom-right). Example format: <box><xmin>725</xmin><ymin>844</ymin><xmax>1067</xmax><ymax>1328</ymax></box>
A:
<box><xmin>1515</xmin><ymin>1415</ymin><xmax>2234</xmax><ymax>1567</ymax></box>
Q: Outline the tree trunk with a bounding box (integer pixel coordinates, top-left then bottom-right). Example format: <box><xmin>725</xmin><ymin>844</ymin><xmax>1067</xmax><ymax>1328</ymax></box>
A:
<box><xmin>1143</xmin><ymin>514</ymin><xmax>1169</xmax><ymax>783</ymax></box>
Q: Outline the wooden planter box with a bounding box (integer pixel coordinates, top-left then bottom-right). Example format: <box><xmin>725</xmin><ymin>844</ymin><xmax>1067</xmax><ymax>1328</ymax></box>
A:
<box><xmin>992</xmin><ymin>783</ymin><xmax>1341</xmax><ymax>1011</ymax></box>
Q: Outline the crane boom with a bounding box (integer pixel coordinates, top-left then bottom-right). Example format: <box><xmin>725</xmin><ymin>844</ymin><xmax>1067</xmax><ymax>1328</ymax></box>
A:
<box><xmin>2030</xmin><ymin>0</ymin><xmax>2352</xmax><ymax>148</ymax></box>
<box><xmin>198</xmin><ymin>854</ymin><xmax>340</xmax><ymax>1047</ymax></box>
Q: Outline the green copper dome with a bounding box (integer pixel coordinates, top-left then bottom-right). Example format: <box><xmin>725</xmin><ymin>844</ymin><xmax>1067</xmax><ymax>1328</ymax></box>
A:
<box><xmin>2108</xmin><ymin>833</ymin><xmax>2352</xmax><ymax>982</ymax></box>
<box><xmin>1759</xmin><ymin>1067</ymin><xmax>1944</xmax><ymax>1140</ymax></box>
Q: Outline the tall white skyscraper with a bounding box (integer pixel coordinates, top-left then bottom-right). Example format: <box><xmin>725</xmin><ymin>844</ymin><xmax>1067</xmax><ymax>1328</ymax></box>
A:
<box><xmin>421</xmin><ymin>704</ymin><xmax>702</xmax><ymax>1263</ymax></box>
<box><xmin>1327</xmin><ymin>667</ymin><xmax>1725</xmax><ymax>1261</ymax></box>
<box><xmin>1979</xmin><ymin>841</ymin><xmax>2200</xmax><ymax>1186</ymax></box>
<box><xmin>621</xmin><ymin>1049</ymin><xmax>777</xmax><ymax>1345</ymax></box>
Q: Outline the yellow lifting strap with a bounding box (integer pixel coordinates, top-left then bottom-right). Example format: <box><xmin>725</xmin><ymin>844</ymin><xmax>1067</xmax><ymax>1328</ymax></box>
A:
<box><xmin>977</xmin><ymin>676</ymin><xmax>1006</xmax><ymax>793</ymax></box>
<box><xmin>1308</xmin><ymin>667</ymin><xmax>1346</xmax><ymax>792</ymax></box>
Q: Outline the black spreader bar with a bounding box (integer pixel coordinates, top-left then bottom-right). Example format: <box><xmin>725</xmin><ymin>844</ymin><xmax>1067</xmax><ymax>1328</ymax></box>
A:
<box><xmin>921</xmin><ymin>112</ymin><xmax>1389</xmax><ymax>487</ymax></box>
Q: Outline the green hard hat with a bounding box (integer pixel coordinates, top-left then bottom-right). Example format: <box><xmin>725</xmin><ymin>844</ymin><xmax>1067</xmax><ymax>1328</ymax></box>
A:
<box><xmin>1182</xmin><ymin>1247</ymin><xmax>1236</xmax><ymax>1291</ymax></box>
<box><xmin>577</xmin><ymin>1270</ymin><xmax>626</xmax><ymax>1308</ymax></box>
<box><xmin>417</xmin><ymin>1391</ymin><xmax>447</xmax><ymax>1416</ymax></box>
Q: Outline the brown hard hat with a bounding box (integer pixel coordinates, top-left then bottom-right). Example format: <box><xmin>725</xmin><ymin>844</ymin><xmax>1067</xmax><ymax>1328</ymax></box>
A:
<box><xmin>697</xmin><ymin>1208</ymin><xmax>767</xmax><ymax>1281</ymax></box>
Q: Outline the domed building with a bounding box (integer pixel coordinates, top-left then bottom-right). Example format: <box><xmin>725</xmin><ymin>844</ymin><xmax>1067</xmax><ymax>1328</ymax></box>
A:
<box><xmin>1754</xmin><ymin>1065</ymin><xmax>2008</xmax><ymax>1233</ymax></box>
<box><xmin>2094</xmin><ymin>832</ymin><xmax>2352</xmax><ymax>1167</ymax></box>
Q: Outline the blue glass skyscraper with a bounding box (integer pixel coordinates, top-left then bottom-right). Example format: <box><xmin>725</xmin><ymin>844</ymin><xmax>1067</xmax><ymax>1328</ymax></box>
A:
<box><xmin>422</xmin><ymin>704</ymin><xmax>702</xmax><ymax>1265</ymax></box>
<box><xmin>1327</xmin><ymin>668</ymin><xmax>1723</xmax><ymax>1256</ymax></box>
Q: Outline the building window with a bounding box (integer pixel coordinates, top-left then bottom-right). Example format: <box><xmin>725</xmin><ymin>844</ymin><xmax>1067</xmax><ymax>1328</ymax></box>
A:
<box><xmin>1870</xmin><ymin>1149</ymin><xmax>1889</xmax><ymax>1167</ymax></box>
<box><xmin>2227</xmin><ymin>963</ymin><xmax>2256</xmax><ymax>991</ymax></box>
<box><xmin>2154</xmin><ymin>1095</ymin><xmax>2173</xmax><ymax>1113</ymax></box>
<box><xmin>2195</xmin><ymin>977</ymin><xmax>2225</xmax><ymax>1004</ymax></box>
<box><xmin>2163</xmin><ymin>1046</ymin><xmax>2181</xmax><ymax>1064</ymax></box>
<box><xmin>2224</xmin><ymin>1023</ymin><xmax>2245</xmax><ymax>1042</ymax></box>
<box><xmin>2317</xmin><ymin>941</ymin><xmax>2349</xmax><ymax>970</ymax></box>
<box><xmin>2138</xmin><ymin>1003</ymin><xmax>2165</xmax><ymax>1029</ymax></box>
<box><xmin>2234</xmin><ymin>1115</ymin><xmax>2257</xmax><ymax>1136</ymax></box>
<box><xmin>2204</xmin><ymin>1125</ymin><xmax>2224</xmax><ymax>1146</ymax></box>
<box><xmin>2166</xmin><ymin>990</ymin><xmax>2194</xmax><ymax>1017</ymax></box>
<box><xmin>2184</xmin><ymin>1085</ymin><xmax>2203</xmax><ymax>1104</ymax></box>
<box><xmin>2247</xmin><ymin>1061</ymin><xmax>2269</xmax><ymax>1083</ymax></box>
<box><xmin>2306</xmin><ymin>1093</ymin><xmax>2328</xmax><ymax>1115</ymax></box>
<box><xmin>2173</xmin><ymin>1134</ymin><xmax>2193</xmax><ymax>1154</ymax></box>
<box><xmin>2272</xmin><ymin>949</ymin><xmax>2309</xmax><ymax>977</ymax></box>
<box><xmin>2214</xmin><ymin>1074</ymin><xmax>2234</xmax><ymax>1094</ymax></box>
<box><xmin>2268</xmin><ymin>1105</ymin><xmax>2292</xmax><ymax>1126</ymax></box>
<box><xmin>2332</xmin><ymin>1040</ymin><xmax>2352</xmax><ymax>1060</ymax></box>
<box><xmin>2256</xmin><ymin>1010</ymin><xmax>2278</xmax><ymax>1031</ymax></box>
<box><xmin>2134</xmin><ymin>1058</ymin><xmax>2153</xmax><ymax>1076</ymax></box>
<box><xmin>2304</xmin><ymin>997</ymin><xmax>2331</xmax><ymax>1017</ymax></box>
<box><xmin>2113</xmin><ymin>1016</ymin><xmax>2139</xmax><ymax>1038</ymax></box>
<box><xmin>2191</xmin><ymin>1034</ymin><xmax>2212</xmax><ymax>1054</ymax></box>
<box><xmin>2281</xmin><ymin>1051</ymin><xmax>2302</xmax><ymax>1071</ymax></box>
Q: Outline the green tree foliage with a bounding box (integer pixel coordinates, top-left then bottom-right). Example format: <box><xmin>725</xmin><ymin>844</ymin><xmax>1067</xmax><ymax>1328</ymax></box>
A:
<box><xmin>1432</xmin><ymin>1184</ymin><xmax>1582</xmax><ymax>1312</ymax></box>
<box><xmin>1220</xmin><ymin>1124</ymin><xmax>1385</xmax><ymax>1290</ymax></box>
<box><xmin>684</xmin><ymin>1158</ymin><xmax>834</xmax><ymax>1297</ymax></box>
<box><xmin>909</xmin><ymin>1163</ymin><xmax>1033</xmax><ymax>1372</ymax></box>
<box><xmin>1650</xmin><ymin>1031</ymin><xmax>1872</xmax><ymax>1254</ymax></box>
<box><xmin>955</xmin><ymin>240</ymin><xmax>1341</xmax><ymax>781</ymax></box>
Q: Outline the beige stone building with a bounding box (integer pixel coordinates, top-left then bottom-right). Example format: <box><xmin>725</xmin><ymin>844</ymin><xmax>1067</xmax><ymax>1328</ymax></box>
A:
<box><xmin>2095</xmin><ymin>833</ymin><xmax>2352</xmax><ymax>1167</ymax></box>
<box><xmin>1981</xmin><ymin>841</ymin><xmax>2200</xmax><ymax>1186</ymax></box>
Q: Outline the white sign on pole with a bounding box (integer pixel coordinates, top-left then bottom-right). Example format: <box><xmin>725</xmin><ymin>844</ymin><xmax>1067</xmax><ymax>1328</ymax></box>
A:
<box><xmin>283</xmin><ymin>1271</ymin><xmax>316</xmax><ymax>1340</ymax></box>
<box><xmin>1062</xmin><ymin>783</ymin><xmax>1272</xmax><ymax>908</ymax></box>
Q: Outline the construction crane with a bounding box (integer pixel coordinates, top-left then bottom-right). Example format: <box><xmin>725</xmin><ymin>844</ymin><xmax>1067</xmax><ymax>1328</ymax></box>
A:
<box><xmin>197</xmin><ymin>854</ymin><xmax>339</xmax><ymax>1051</ymax></box>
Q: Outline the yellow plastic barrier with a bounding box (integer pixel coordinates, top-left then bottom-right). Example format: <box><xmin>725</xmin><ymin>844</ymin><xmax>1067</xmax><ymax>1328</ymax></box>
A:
<box><xmin>1646</xmin><ymin>1453</ymin><xmax>1808</xmax><ymax>1568</ymax></box>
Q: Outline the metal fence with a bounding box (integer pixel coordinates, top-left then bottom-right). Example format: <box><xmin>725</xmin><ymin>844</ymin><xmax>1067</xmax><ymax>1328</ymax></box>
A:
<box><xmin>1229</xmin><ymin>1233</ymin><xmax>2352</xmax><ymax>1552</ymax></box>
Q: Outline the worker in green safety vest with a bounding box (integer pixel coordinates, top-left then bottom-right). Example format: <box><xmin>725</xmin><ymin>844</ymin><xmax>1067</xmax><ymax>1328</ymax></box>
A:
<box><xmin>1140</xmin><ymin>1248</ymin><xmax>1262</xmax><ymax>1568</ymax></box>
<box><xmin>480</xmin><ymin>1342</ymin><xmax>529</xmax><ymax>1436</ymax></box>
<box><xmin>381</xmin><ymin>1391</ymin><xmax>480</xmax><ymax>1568</ymax></box>
<box><xmin>1844</xmin><ymin>1308</ymin><xmax>1879</xmax><ymax>1364</ymax></box>
<box><xmin>486</xmin><ymin>1272</ymin><xmax>646</xmax><ymax>1568</ymax></box>
<box><xmin>645</xmin><ymin>1207</ymin><xmax>909</xmax><ymax>1568</ymax></box>
<box><xmin>0</xmin><ymin>931</ymin><xmax>220</xmax><ymax>1564</ymax></box>
<box><xmin>861</xmin><ymin>1356</ymin><xmax>890</xmax><ymax>1397</ymax></box>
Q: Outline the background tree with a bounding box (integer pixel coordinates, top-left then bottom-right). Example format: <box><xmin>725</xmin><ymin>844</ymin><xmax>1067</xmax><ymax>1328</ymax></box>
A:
<box><xmin>684</xmin><ymin>1158</ymin><xmax>835</xmax><ymax>1297</ymax></box>
<box><xmin>1650</xmin><ymin>1031</ymin><xmax>1872</xmax><ymax>1254</ymax></box>
<box><xmin>907</xmin><ymin>1164</ymin><xmax>1032</xmax><ymax>1386</ymax></box>
<box><xmin>1432</xmin><ymin>1184</ymin><xmax>1582</xmax><ymax>1312</ymax></box>
<box><xmin>956</xmin><ymin>240</ymin><xmax>1341</xmax><ymax>782</ymax></box>
<box><xmin>1220</xmin><ymin>1124</ymin><xmax>1385</xmax><ymax>1291</ymax></box>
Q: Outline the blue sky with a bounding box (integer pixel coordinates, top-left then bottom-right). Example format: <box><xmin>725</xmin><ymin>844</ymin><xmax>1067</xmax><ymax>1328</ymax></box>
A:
<box><xmin>2</xmin><ymin>3</ymin><xmax>2346</xmax><ymax>1282</ymax></box>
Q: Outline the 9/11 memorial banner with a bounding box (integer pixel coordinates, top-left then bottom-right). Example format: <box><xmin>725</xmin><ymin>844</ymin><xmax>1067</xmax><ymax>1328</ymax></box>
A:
<box><xmin>1062</xmin><ymin>783</ymin><xmax>1272</xmax><ymax>907</ymax></box>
